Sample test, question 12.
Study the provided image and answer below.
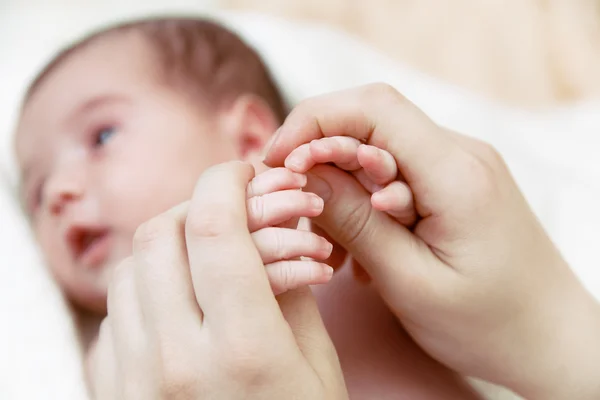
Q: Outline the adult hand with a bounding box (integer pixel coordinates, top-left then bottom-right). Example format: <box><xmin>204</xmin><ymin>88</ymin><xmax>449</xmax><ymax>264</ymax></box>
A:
<box><xmin>264</xmin><ymin>84</ymin><xmax>600</xmax><ymax>400</ymax></box>
<box><xmin>87</xmin><ymin>161</ymin><xmax>348</xmax><ymax>400</ymax></box>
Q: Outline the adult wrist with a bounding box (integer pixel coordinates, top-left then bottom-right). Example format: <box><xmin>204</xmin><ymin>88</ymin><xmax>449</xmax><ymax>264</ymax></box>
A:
<box><xmin>512</xmin><ymin>280</ymin><xmax>600</xmax><ymax>400</ymax></box>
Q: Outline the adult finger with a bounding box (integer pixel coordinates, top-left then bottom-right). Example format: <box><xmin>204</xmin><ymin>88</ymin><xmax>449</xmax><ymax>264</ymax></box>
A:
<box><xmin>106</xmin><ymin>260</ymin><xmax>154</xmax><ymax>400</ymax></box>
<box><xmin>87</xmin><ymin>320</ymin><xmax>118</xmax><ymax>400</ymax></box>
<box><xmin>303</xmin><ymin>165</ymin><xmax>452</xmax><ymax>315</ymax></box>
<box><xmin>106</xmin><ymin>259</ymin><xmax>147</xmax><ymax>371</ymax></box>
<box><xmin>263</xmin><ymin>83</ymin><xmax>459</xmax><ymax>213</ymax></box>
<box><xmin>278</xmin><ymin>287</ymin><xmax>345</xmax><ymax>383</ymax></box>
<box><xmin>184</xmin><ymin>161</ymin><xmax>286</xmax><ymax>337</ymax></box>
<box><xmin>132</xmin><ymin>202</ymin><xmax>203</xmax><ymax>336</ymax></box>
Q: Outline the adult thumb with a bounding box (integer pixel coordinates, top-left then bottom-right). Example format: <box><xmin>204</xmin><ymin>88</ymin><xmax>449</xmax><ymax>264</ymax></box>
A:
<box><xmin>304</xmin><ymin>165</ymin><xmax>441</xmax><ymax>314</ymax></box>
<box><xmin>278</xmin><ymin>287</ymin><xmax>345</xmax><ymax>387</ymax></box>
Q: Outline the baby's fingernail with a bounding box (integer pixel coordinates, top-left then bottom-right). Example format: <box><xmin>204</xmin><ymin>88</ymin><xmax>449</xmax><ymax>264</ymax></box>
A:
<box><xmin>305</xmin><ymin>173</ymin><xmax>332</xmax><ymax>202</ymax></box>
<box><xmin>362</xmin><ymin>144</ymin><xmax>377</xmax><ymax>154</ymax></box>
<box><xmin>310</xmin><ymin>194</ymin><xmax>324</xmax><ymax>210</ymax></box>
<box><xmin>324</xmin><ymin>240</ymin><xmax>334</xmax><ymax>254</ymax></box>
<box><xmin>371</xmin><ymin>190</ymin><xmax>387</xmax><ymax>207</ymax></box>
<box><xmin>323</xmin><ymin>265</ymin><xmax>334</xmax><ymax>278</ymax></box>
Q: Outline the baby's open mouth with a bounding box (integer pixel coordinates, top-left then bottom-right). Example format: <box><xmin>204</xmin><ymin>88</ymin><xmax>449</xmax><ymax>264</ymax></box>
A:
<box><xmin>67</xmin><ymin>226</ymin><xmax>112</xmax><ymax>268</ymax></box>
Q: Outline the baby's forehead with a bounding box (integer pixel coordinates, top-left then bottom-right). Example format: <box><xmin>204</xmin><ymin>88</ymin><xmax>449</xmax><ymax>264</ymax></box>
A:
<box><xmin>16</xmin><ymin>32</ymin><xmax>161</xmax><ymax>174</ymax></box>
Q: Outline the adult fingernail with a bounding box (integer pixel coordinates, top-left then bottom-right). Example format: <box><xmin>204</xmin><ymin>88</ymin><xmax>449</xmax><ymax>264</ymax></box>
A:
<box><xmin>305</xmin><ymin>173</ymin><xmax>332</xmax><ymax>202</ymax></box>
<box><xmin>262</xmin><ymin>128</ymin><xmax>281</xmax><ymax>162</ymax></box>
<box><xmin>295</xmin><ymin>173</ymin><xmax>308</xmax><ymax>187</ymax></box>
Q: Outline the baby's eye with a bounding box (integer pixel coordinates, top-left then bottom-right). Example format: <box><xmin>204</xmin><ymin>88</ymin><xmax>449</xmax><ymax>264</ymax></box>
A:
<box><xmin>94</xmin><ymin>126</ymin><xmax>116</xmax><ymax>147</ymax></box>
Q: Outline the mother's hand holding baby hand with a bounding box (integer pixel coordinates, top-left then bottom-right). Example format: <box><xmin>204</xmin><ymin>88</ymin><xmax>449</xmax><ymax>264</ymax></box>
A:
<box><xmin>88</xmin><ymin>161</ymin><xmax>348</xmax><ymax>400</ymax></box>
<box><xmin>264</xmin><ymin>84</ymin><xmax>600</xmax><ymax>399</ymax></box>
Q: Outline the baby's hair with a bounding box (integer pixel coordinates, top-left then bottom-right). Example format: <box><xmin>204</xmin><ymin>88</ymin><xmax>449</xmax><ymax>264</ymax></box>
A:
<box><xmin>25</xmin><ymin>17</ymin><xmax>288</xmax><ymax>122</ymax></box>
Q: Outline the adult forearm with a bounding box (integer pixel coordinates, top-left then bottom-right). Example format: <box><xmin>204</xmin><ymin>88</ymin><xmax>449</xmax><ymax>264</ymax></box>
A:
<box><xmin>512</xmin><ymin>283</ymin><xmax>600</xmax><ymax>400</ymax></box>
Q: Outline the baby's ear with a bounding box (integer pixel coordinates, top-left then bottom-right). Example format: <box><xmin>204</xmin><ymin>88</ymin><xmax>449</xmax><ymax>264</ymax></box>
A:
<box><xmin>221</xmin><ymin>94</ymin><xmax>280</xmax><ymax>162</ymax></box>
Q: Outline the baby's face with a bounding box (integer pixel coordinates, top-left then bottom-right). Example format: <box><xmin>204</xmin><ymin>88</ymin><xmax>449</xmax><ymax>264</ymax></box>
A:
<box><xmin>15</xmin><ymin>33</ymin><xmax>246</xmax><ymax>313</ymax></box>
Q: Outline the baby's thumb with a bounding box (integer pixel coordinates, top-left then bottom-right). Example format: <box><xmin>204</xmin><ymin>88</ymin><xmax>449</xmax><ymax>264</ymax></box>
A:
<box><xmin>304</xmin><ymin>165</ymin><xmax>435</xmax><ymax>312</ymax></box>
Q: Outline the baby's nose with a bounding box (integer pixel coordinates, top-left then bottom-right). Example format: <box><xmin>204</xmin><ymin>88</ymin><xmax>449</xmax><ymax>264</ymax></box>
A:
<box><xmin>46</xmin><ymin>173</ymin><xmax>85</xmax><ymax>216</ymax></box>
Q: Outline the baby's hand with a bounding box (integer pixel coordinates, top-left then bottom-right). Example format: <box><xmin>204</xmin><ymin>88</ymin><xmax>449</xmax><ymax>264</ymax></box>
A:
<box><xmin>246</xmin><ymin>167</ymin><xmax>333</xmax><ymax>295</ymax></box>
<box><xmin>284</xmin><ymin>136</ymin><xmax>416</xmax><ymax>226</ymax></box>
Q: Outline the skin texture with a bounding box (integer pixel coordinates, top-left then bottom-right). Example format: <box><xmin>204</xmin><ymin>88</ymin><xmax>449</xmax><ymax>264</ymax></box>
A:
<box><xmin>264</xmin><ymin>83</ymin><xmax>600</xmax><ymax>399</ymax></box>
<box><xmin>17</xmin><ymin>34</ymin><xmax>483</xmax><ymax>399</ymax></box>
<box><xmin>16</xmin><ymin>30</ymin><xmax>280</xmax><ymax>313</ymax></box>
<box><xmin>88</xmin><ymin>161</ymin><xmax>481</xmax><ymax>400</ymax></box>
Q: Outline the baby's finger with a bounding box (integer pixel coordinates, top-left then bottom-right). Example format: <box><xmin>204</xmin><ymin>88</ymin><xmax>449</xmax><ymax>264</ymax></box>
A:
<box><xmin>309</xmin><ymin>222</ymin><xmax>348</xmax><ymax>271</ymax></box>
<box><xmin>247</xmin><ymin>167</ymin><xmax>307</xmax><ymax>198</ymax></box>
<box><xmin>248</xmin><ymin>190</ymin><xmax>324</xmax><ymax>232</ymax></box>
<box><xmin>357</xmin><ymin>144</ymin><xmax>398</xmax><ymax>185</ymax></box>
<box><xmin>266</xmin><ymin>260</ymin><xmax>334</xmax><ymax>296</ymax></box>
<box><xmin>353</xmin><ymin>169</ymin><xmax>384</xmax><ymax>194</ymax></box>
<box><xmin>371</xmin><ymin>181</ymin><xmax>417</xmax><ymax>226</ymax></box>
<box><xmin>252</xmin><ymin>227</ymin><xmax>333</xmax><ymax>264</ymax></box>
<box><xmin>308</xmin><ymin>137</ymin><xmax>362</xmax><ymax>171</ymax></box>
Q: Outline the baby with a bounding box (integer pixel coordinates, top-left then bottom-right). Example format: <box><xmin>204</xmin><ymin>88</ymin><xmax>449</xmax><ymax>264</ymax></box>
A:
<box><xmin>14</xmin><ymin>17</ymin><xmax>483</xmax><ymax>399</ymax></box>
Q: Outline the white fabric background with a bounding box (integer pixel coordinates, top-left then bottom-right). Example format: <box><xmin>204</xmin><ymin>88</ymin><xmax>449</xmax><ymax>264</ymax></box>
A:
<box><xmin>2</xmin><ymin>2</ymin><xmax>600</xmax><ymax>399</ymax></box>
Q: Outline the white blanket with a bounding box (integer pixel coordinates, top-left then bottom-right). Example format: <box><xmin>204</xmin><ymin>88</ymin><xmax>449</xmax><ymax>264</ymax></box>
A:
<box><xmin>2</xmin><ymin>3</ymin><xmax>599</xmax><ymax>399</ymax></box>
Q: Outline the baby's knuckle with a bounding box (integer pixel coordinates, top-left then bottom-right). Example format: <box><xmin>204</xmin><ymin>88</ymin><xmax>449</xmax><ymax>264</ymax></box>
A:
<box><xmin>279</xmin><ymin>261</ymin><xmax>296</xmax><ymax>287</ymax></box>
<box><xmin>272</xmin><ymin>229</ymin><xmax>287</xmax><ymax>259</ymax></box>
<box><xmin>246</xmin><ymin>178</ymin><xmax>257</xmax><ymax>198</ymax></box>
